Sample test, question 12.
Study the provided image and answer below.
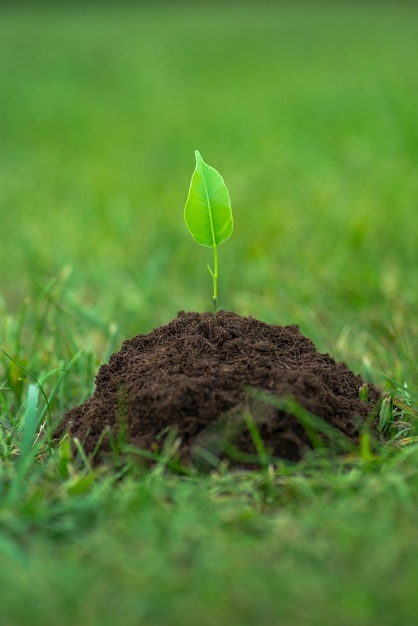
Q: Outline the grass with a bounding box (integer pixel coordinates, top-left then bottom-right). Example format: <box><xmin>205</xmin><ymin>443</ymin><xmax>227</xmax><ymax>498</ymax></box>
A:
<box><xmin>1</xmin><ymin>2</ymin><xmax>418</xmax><ymax>624</ymax></box>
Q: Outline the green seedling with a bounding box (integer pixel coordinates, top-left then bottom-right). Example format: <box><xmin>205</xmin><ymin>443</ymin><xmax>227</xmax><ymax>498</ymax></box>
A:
<box><xmin>184</xmin><ymin>150</ymin><xmax>233</xmax><ymax>314</ymax></box>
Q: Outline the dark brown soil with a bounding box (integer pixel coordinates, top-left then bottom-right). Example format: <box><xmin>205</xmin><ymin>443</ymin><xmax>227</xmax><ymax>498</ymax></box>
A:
<box><xmin>59</xmin><ymin>311</ymin><xmax>380</xmax><ymax>468</ymax></box>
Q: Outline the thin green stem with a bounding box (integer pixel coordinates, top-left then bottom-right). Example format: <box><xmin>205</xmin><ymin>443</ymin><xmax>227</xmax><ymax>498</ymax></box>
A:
<box><xmin>212</xmin><ymin>245</ymin><xmax>218</xmax><ymax>315</ymax></box>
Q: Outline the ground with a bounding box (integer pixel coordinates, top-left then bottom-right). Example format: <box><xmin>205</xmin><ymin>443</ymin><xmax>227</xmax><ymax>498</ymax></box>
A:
<box><xmin>59</xmin><ymin>311</ymin><xmax>380</xmax><ymax>467</ymax></box>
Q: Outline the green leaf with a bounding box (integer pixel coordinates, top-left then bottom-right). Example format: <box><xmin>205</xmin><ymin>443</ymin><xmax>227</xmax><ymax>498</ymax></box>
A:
<box><xmin>184</xmin><ymin>150</ymin><xmax>233</xmax><ymax>248</ymax></box>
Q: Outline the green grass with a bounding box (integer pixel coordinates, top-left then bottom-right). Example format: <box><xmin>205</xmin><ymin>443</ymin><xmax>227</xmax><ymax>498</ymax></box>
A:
<box><xmin>1</xmin><ymin>3</ymin><xmax>418</xmax><ymax>624</ymax></box>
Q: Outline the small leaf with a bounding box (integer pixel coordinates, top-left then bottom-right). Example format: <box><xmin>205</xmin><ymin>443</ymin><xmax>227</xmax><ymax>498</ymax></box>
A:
<box><xmin>184</xmin><ymin>150</ymin><xmax>233</xmax><ymax>248</ymax></box>
<box><xmin>378</xmin><ymin>396</ymin><xmax>393</xmax><ymax>433</ymax></box>
<box><xmin>358</xmin><ymin>383</ymin><xmax>369</xmax><ymax>402</ymax></box>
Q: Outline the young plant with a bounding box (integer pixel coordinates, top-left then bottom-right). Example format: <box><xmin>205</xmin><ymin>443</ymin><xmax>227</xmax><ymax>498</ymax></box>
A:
<box><xmin>184</xmin><ymin>150</ymin><xmax>233</xmax><ymax>314</ymax></box>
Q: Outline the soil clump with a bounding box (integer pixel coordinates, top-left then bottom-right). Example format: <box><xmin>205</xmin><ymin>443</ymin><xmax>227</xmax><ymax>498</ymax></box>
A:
<box><xmin>59</xmin><ymin>311</ymin><xmax>380</xmax><ymax>467</ymax></box>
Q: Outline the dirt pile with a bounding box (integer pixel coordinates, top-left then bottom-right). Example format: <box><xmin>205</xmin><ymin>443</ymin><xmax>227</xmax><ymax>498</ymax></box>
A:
<box><xmin>59</xmin><ymin>311</ymin><xmax>380</xmax><ymax>467</ymax></box>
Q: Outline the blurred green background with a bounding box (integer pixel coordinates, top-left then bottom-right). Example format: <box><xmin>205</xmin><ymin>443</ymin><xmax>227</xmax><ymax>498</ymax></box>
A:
<box><xmin>1</xmin><ymin>3</ymin><xmax>417</xmax><ymax>383</ymax></box>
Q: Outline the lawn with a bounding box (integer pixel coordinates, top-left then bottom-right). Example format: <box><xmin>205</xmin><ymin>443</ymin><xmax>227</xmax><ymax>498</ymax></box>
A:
<box><xmin>1</xmin><ymin>3</ymin><xmax>418</xmax><ymax>625</ymax></box>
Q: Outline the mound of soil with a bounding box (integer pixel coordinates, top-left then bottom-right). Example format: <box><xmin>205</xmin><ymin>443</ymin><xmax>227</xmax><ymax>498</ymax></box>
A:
<box><xmin>59</xmin><ymin>311</ymin><xmax>380</xmax><ymax>467</ymax></box>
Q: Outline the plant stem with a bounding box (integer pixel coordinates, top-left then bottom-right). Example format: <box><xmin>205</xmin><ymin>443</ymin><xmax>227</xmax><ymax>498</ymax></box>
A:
<box><xmin>212</xmin><ymin>245</ymin><xmax>218</xmax><ymax>315</ymax></box>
